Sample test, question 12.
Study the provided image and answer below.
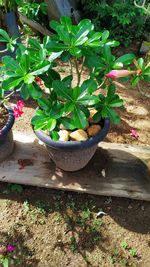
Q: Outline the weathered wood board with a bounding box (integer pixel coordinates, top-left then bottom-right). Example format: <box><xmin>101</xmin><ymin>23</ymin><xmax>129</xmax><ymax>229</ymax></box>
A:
<box><xmin>0</xmin><ymin>132</ymin><xmax>150</xmax><ymax>201</ymax></box>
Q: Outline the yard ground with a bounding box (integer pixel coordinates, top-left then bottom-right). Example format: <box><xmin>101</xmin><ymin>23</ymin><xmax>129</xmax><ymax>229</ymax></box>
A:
<box><xmin>0</xmin><ymin>64</ymin><xmax>150</xmax><ymax>267</ymax></box>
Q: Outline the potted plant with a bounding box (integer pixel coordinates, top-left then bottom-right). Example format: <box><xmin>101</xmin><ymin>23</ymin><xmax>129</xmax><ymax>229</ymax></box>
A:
<box><xmin>0</xmin><ymin>81</ymin><xmax>25</xmax><ymax>162</ymax></box>
<box><xmin>1</xmin><ymin>17</ymin><xmax>149</xmax><ymax>170</ymax></box>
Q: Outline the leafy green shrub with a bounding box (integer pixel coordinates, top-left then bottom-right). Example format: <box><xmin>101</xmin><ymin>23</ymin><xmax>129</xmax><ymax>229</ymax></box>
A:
<box><xmin>79</xmin><ymin>0</ymin><xmax>147</xmax><ymax>46</ymax></box>
<box><xmin>1</xmin><ymin>17</ymin><xmax>149</xmax><ymax>139</ymax></box>
<box><xmin>18</xmin><ymin>0</ymin><xmax>47</xmax><ymax>22</ymax></box>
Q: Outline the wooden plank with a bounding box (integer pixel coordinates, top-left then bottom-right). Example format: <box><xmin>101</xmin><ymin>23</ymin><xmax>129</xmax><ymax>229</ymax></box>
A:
<box><xmin>0</xmin><ymin>132</ymin><xmax>150</xmax><ymax>201</ymax></box>
<box><xmin>19</xmin><ymin>13</ymin><xmax>52</xmax><ymax>36</ymax></box>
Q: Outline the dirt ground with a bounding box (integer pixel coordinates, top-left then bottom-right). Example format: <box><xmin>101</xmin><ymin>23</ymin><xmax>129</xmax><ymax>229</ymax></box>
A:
<box><xmin>0</xmin><ymin>64</ymin><xmax>150</xmax><ymax>267</ymax></box>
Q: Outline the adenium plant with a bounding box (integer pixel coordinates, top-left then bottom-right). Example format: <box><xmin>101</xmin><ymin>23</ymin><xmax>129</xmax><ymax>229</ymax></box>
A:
<box><xmin>0</xmin><ymin>16</ymin><xmax>149</xmax><ymax>140</ymax></box>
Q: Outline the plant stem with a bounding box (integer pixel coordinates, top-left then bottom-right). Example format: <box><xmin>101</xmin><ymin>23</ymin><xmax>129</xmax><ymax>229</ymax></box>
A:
<box><xmin>69</xmin><ymin>59</ymin><xmax>73</xmax><ymax>87</ymax></box>
<box><xmin>69</xmin><ymin>59</ymin><xmax>73</xmax><ymax>77</ymax></box>
<box><xmin>74</xmin><ymin>58</ymin><xmax>80</xmax><ymax>86</ymax></box>
<box><xmin>0</xmin><ymin>90</ymin><xmax>15</xmax><ymax>106</ymax></box>
<box><xmin>99</xmin><ymin>77</ymin><xmax>107</xmax><ymax>88</ymax></box>
<box><xmin>79</xmin><ymin>56</ymin><xmax>85</xmax><ymax>80</ymax></box>
<box><xmin>74</xmin><ymin>56</ymin><xmax>85</xmax><ymax>86</ymax></box>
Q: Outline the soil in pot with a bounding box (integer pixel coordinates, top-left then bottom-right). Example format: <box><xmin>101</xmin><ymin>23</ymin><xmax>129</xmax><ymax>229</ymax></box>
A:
<box><xmin>0</xmin><ymin>106</ymin><xmax>8</xmax><ymax>129</ymax></box>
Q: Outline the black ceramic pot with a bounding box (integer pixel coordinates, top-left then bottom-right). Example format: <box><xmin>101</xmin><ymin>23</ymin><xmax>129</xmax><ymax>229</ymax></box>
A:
<box><xmin>0</xmin><ymin>105</ymin><xmax>15</xmax><ymax>162</ymax></box>
<box><xmin>0</xmin><ymin>11</ymin><xmax>21</xmax><ymax>60</ymax></box>
<box><xmin>34</xmin><ymin>118</ymin><xmax>110</xmax><ymax>171</ymax></box>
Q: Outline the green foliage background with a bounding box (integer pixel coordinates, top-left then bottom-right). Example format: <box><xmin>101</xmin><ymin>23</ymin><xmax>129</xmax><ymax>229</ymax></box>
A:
<box><xmin>78</xmin><ymin>0</ymin><xmax>150</xmax><ymax>46</ymax></box>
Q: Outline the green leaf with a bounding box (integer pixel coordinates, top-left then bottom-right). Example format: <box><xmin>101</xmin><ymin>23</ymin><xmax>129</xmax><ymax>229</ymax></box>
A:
<box><xmin>31</xmin><ymin>61</ymin><xmax>51</xmax><ymax>76</ymax></box>
<box><xmin>81</xmin><ymin>79</ymin><xmax>97</xmax><ymax>95</ymax></box>
<box><xmin>20</xmin><ymin>84</ymin><xmax>30</xmax><ymax>100</ymax></box>
<box><xmin>60</xmin><ymin>117</ymin><xmax>76</xmax><ymax>130</ymax></box>
<box><xmin>137</xmin><ymin>58</ymin><xmax>144</xmax><ymax>68</ymax></box>
<box><xmin>87</xmin><ymin>32</ymin><xmax>102</xmax><ymax>43</ymax></box>
<box><xmin>0</xmin><ymin>29</ymin><xmax>10</xmax><ymax>42</ymax></box>
<box><xmin>28</xmin><ymin>38</ymin><xmax>42</xmax><ymax>50</ymax></box>
<box><xmin>38</xmin><ymin>98</ymin><xmax>50</xmax><ymax>112</ymax></box>
<box><xmin>143</xmin><ymin>67</ymin><xmax>150</xmax><ymax>75</ymax></box>
<box><xmin>78</xmin><ymin>95</ymin><xmax>99</xmax><ymax>106</ymax></box>
<box><xmin>49</xmin><ymin>103</ymin><xmax>64</xmax><ymax>119</ymax></box>
<box><xmin>24</xmin><ymin>74</ymin><xmax>35</xmax><ymax>84</ymax></box>
<box><xmin>2</xmin><ymin>56</ymin><xmax>19</xmax><ymax>71</ymax></box>
<box><xmin>32</xmin><ymin>114</ymin><xmax>56</xmax><ymax>131</ymax></box>
<box><xmin>3</xmin><ymin>257</ymin><xmax>9</xmax><ymax>267</ymax></box>
<box><xmin>27</xmin><ymin>83</ymin><xmax>42</xmax><ymax>99</ymax></box>
<box><xmin>92</xmin><ymin>110</ymin><xmax>102</xmax><ymax>123</ymax></box>
<box><xmin>50</xmin><ymin>20</ymin><xmax>61</xmax><ymax>31</ymax></box>
<box><xmin>86</xmin><ymin>41</ymin><xmax>102</xmax><ymax>47</ymax></box>
<box><xmin>63</xmin><ymin>102</ymin><xmax>75</xmax><ymax>113</ymax></box>
<box><xmin>2</xmin><ymin>77</ymin><xmax>23</xmax><ymax>90</ymax></box>
<box><xmin>74</xmin><ymin>19</ymin><xmax>93</xmax><ymax>46</ymax></box>
<box><xmin>73</xmin><ymin>105</ymin><xmax>87</xmax><ymax>129</ymax></box>
<box><xmin>115</xmin><ymin>53</ymin><xmax>135</xmax><ymax>65</ymax></box>
<box><xmin>62</xmin><ymin>75</ymin><xmax>73</xmax><ymax>87</ymax></box>
<box><xmin>112</xmin><ymin>62</ymin><xmax>123</xmax><ymax>69</ymax></box>
<box><xmin>102</xmin><ymin>107</ymin><xmax>120</xmax><ymax>124</ymax></box>
<box><xmin>50</xmin><ymin>131</ymin><xmax>59</xmax><ymax>141</ymax></box>
<box><xmin>103</xmin><ymin>44</ymin><xmax>113</xmax><ymax>65</ymax></box>
<box><xmin>46</xmin><ymin>41</ymin><xmax>68</xmax><ymax>52</ymax></box>
<box><xmin>52</xmin><ymin>80</ymin><xmax>73</xmax><ymax>101</ymax></box>
<box><xmin>131</xmin><ymin>76</ymin><xmax>140</xmax><ymax>86</ymax></box>
<box><xmin>69</xmin><ymin>47</ymin><xmax>82</xmax><ymax>57</ymax></box>
<box><xmin>60</xmin><ymin>16</ymin><xmax>72</xmax><ymax>33</ymax></box>
<box><xmin>102</xmin><ymin>30</ymin><xmax>109</xmax><ymax>41</ymax></box>
<box><xmin>48</xmin><ymin>51</ymin><xmax>63</xmax><ymax>61</ymax></box>
<box><xmin>109</xmin><ymin>97</ymin><xmax>123</xmax><ymax>107</ymax></box>
<box><xmin>143</xmin><ymin>75</ymin><xmax>150</xmax><ymax>82</ymax></box>
<box><xmin>56</xmin><ymin>25</ymin><xmax>70</xmax><ymax>43</ymax></box>
<box><xmin>60</xmin><ymin>51</ymin><xmax>72</xmax><ymax>62</ymax></box>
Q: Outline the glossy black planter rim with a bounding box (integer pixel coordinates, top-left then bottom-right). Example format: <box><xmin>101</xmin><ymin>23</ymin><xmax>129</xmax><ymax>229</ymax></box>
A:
<box><xmin>34</xmin><ymin>118</ymin><xmax>110</xmax><ymax>150</ymax></box>
<box><xmin>0</xmin><ymin>105</ymin><xmax>15</xmax><ymax>140</ymax></box>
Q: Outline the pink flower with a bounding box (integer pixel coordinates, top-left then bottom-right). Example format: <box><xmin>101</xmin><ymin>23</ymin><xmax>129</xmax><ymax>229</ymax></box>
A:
<box><xmin>130</xmin><ymin>128</ymin><xmax>139</xmax><ymax>139</ymax></box>
<box><xmin>6</xmin><ymin>244</ymin><xmax>15</xmax><ymax>253</ymax></box>
<box><xmin>106</xmin><ymin>70</ymin><xmax>134</xmax><ymax>79</ymax></box>
<box><xmin>13</xmin><ymin>100</ymin><xmax>25</xmax><ymax>119</ymax></box>
<box><xmin>17</xmin><ymin>100</ymin><xmax>25</xmax><ymax>108</ymax></box>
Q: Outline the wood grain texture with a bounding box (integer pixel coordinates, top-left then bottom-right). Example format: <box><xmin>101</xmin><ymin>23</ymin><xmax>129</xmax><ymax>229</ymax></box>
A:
<box><xmin>0</xmin><ymin>132</ymin><xmax>150</xmax><ymax>201</ymax></box>
<box><xmin>19</xmin><ymin>13</ymin><xmax>52</xmax><ymax>36</ymax></box>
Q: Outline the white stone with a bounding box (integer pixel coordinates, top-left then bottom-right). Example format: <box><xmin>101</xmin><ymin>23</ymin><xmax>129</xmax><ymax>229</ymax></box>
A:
<box><xmin>59</xmin><ymin>130</ymin><xmax>69</xmax><ymax>141</ymax></box>
<box><xmin>69</xmin><ymin>129</ymin><xmax>88</xmax><ymax>141</ymax></box>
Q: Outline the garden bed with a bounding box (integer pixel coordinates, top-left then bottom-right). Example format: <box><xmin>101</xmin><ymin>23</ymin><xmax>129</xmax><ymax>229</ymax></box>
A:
<box><xmin>0</xmin><ymin>62</ymin><xmax>150</xmax><ymax>267</ymax></box>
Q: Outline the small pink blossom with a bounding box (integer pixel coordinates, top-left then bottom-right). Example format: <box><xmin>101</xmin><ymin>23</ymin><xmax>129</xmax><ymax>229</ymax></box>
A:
<box><xmin>6</xmin><ymin>244</ymin><xmax>15</xmax><ymax>253</ymax></box>
<box><xmin>13</xmin><ymin>100</ymin><xmax>25</xmax><ymax>119</ymax></box>
<box><xmin>16</xmin><ymin>100</ymin><xmax>25</xmax><ymax>109</ymax></box>
<box><xmin>130</xmin><ymin>128</ymin><xmax>139</xmax><ymax>139</ymax></box>
<box><xmin>106</xmin><ymin>70</ymin><xmax>133</xmax><ymax>79</ymax></box>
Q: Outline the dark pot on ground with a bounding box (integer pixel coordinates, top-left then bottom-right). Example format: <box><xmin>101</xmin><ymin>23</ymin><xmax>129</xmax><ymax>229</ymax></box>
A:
<box><xmin>0</xmin><ymin>11</ymin><xmax>20</xmax><ymax>60</ymax></box>
<box><xmin>34</xmin><ymin>118</ymin><xmax>110</xmax><ymax>171</ymax></box>
<box><xmin>0</xmin><ymin>106</ymin><xmax>15</xmax><ymax>162</ymax></box>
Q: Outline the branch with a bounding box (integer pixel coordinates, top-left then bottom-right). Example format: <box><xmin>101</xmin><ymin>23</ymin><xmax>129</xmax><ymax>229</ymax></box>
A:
<box><xmin>0</xmin><ymin>90</ymin><xmax>15</xmax><ymax>106</ymax></box>
<box><xmin>74</xmin><ymin>58</ymin><xmax>80</xmax><ymax>86</ymax></box>
<box><xmin>134</xmin><ymin>0</ymin><xmax>150</xmax><ymax>15</ymax></box>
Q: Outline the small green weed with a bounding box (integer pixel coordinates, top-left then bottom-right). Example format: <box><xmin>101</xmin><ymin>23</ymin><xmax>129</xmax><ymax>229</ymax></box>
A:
<box><xmin>129</xmin><ymin>248</ymin><xmax>137</xmax><ymax>257</ymax></box>
<box><xmin>121</xmin><ymin>241</ymin><xmax>138</xmax><ymax>257</ymax></box>
<box><xmin>121</xmin><ymin>241</ymin><xmax>128</xmax><ymax>249</ymax></box>
<box><xmin>8</xmin><ymin>184</ymin><xmax>23</xmax><ymax>193</ymax></box>
<box><xmin>69</xmin><ymin>237</ymin><xmax>78</xmax><ymax>253</ymax></box>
